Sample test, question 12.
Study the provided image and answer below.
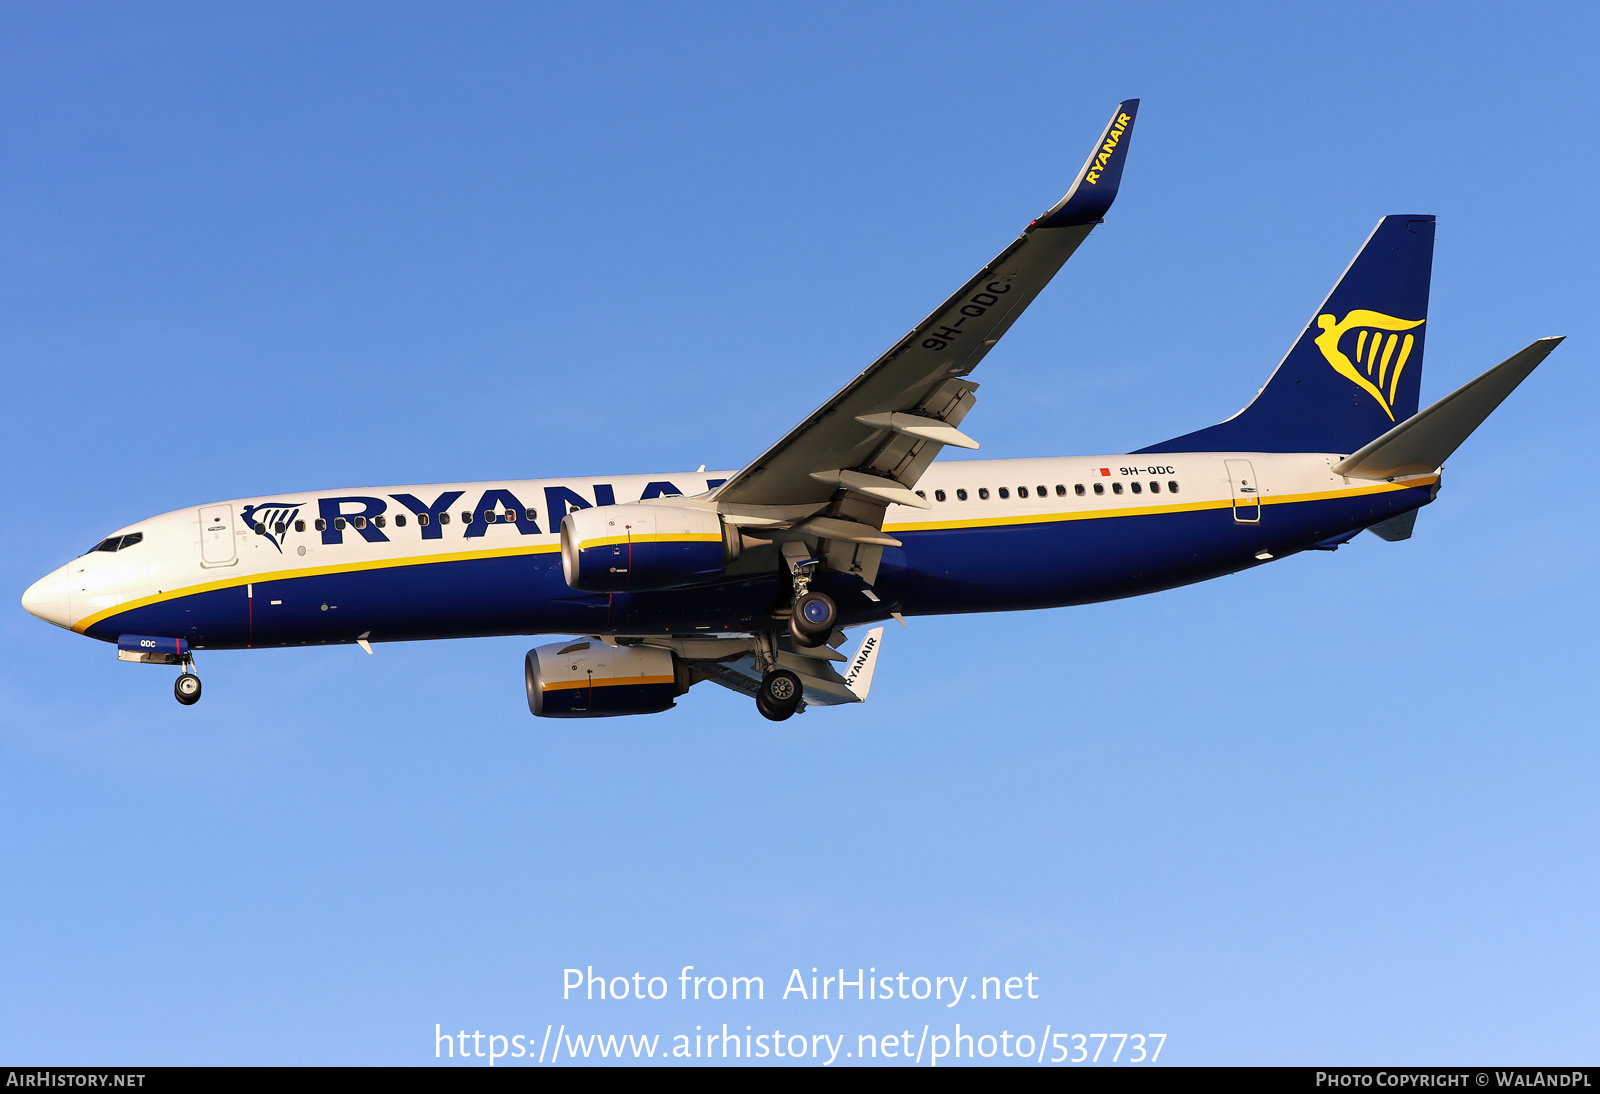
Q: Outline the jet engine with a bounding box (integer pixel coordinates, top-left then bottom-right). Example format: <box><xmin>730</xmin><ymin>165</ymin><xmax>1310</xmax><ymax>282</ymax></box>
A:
<box><xmin>560</xmin><ymin>504</ymin><xmax>738</xmax><ymax>592</ymax></box>
<box><xmin>524</xmin><ymin>639</ymin><xmax>691</xmax><ymax>718</ymax></box>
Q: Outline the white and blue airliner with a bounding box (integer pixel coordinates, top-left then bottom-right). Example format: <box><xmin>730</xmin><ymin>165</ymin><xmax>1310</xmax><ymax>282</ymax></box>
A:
<box><xmin>20</xmin><ymin>101</ymin><xmax>1561</xmax><ymax>721</ymax></box>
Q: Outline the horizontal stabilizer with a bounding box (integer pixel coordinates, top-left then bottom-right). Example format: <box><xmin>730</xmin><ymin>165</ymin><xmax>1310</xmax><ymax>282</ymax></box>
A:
<box><xmin>1335</xmin><ymin>337</ymin><xmax>1562</xmax><ymax>480</ymax></box>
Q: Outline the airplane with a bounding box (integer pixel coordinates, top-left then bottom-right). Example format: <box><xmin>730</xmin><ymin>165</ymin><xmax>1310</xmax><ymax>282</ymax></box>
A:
<box><xmin>20</xmin><ymin>99</ymin><xmax>1562</xmax><ymax>722</ymax></box>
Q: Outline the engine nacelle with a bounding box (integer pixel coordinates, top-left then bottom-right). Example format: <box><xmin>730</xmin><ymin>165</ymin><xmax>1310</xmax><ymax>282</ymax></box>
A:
<box><xmin>560</xmin><ymin>504</ymin><xmax>735</xmax><ymax>592</ymax></box>
<box><xmin>524</xmin><ymin>640</ymin><xmax>690</xmax><ymax>718</ymax></box>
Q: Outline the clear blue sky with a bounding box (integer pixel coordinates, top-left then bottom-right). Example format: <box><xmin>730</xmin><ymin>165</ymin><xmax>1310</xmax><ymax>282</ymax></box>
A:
<box><xmin>2</xmin><ymin>0</ymin><xmax>1596</xmax><ymax>1066</ymax></box>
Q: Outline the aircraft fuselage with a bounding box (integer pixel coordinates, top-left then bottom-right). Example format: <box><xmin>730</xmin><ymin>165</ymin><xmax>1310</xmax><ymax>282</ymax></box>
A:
<box><xmin>25</xmin><ymin>451</ymin><xmax>1437</xmax><ymax>651</ymax></box>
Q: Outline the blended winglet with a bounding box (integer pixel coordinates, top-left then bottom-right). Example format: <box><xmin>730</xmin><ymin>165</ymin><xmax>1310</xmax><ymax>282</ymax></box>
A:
<box><xmin>1033</xmin><ymin>99</ymin><xmax>1140</xmax><ymax>229</ymax></box>
<box><xmin>843</xmin><ymin>627</ymin><xmax>885</xmax><ymax>702</ymax></box>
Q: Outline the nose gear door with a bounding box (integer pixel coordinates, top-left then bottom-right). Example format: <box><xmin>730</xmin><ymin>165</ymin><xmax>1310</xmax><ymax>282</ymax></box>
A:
<box><xmin>1224</xmin><ymin>459</ymin><xmax>1261</xmax><ymax>523</ymax></box>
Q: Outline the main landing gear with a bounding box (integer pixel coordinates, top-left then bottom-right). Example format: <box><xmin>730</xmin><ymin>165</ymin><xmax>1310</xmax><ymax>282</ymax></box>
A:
<box><xmin>790</xmin><ymin>590</ymin><xmax>838</xmax><ymax>647</ymax></box>
<box><xmin>757</xmin><ymin>668</ymin><xmax>802</xmax><ymax>722</ymax></box>
<box><xmin>781</xmin><ymin>542</ymin><xmax>839</xmax><ymax>648</ymax></box>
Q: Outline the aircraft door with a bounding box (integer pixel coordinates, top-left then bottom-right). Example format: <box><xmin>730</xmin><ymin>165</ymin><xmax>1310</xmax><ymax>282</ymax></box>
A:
<box><xmin>1224</xmin><ymin>459</ymin><xmax>1261</xmax><ymax>523</ymax></box>
<box><xmin>199</xmin><ymin>504</ymin><xmax>238</xmax><ymax>566</ymax></box>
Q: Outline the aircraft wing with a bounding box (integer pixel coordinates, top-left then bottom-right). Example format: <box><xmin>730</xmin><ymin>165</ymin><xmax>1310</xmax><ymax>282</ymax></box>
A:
<box><xmin>712</xmin><ymin>99</ymin><xmax>1139</xmax><ymax>517</ymax></box>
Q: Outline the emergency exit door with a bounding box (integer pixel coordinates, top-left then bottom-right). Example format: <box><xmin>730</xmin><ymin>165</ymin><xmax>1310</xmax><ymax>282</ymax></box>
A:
<box><xmin>1224</xmin><ymin>460</ymin><xmax>1261</xmax><ymax>523</ymax></box>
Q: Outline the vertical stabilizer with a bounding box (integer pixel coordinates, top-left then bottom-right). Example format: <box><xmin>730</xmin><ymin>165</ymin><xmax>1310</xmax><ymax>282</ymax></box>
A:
<box><xmin>1138</xmin><ymin>215</ymin><xmax>1435</xmax><ymax>454</ymax></box>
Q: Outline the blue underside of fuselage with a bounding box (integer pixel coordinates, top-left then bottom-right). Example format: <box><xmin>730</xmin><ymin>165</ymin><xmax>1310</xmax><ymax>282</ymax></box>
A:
<box><xmin>82</xmin><ymin>487</ymin><xmax>1431</xmax><ymax>649</ymax></box>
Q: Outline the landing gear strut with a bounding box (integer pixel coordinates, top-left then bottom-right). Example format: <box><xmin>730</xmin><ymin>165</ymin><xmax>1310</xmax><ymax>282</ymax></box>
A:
<box><xmin>757</xmin><ymin>668</ymin><xmax>802</xmax><ymax>722</ymax></box>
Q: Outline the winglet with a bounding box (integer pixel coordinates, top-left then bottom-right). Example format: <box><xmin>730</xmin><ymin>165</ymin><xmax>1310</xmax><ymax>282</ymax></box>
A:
<box><xmin>842</xmin><ymin>627</ymin><xmax>885</xmax><ymax>702</ymax></box>
<box><xmin>1032</xmin><ymin>99</ymin><xmax>1140</xmax><ymax>230</ymax></box>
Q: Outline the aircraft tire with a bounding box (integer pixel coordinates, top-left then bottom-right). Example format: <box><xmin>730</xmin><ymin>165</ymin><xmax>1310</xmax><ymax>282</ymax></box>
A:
<box><xmin>755</xmin><ymin>689</ymin><xmax>793</xmax><ymax>722</ymax></box>
<box><xmin>758</xmin><ymin>668</ymin><xmax>802</xmax><ymax>720</ymax></box>
<box><xmin>174</xmin><ymin>673</ymin><xmax>202</xmax><ymax>706</ymax></box>
<box><xmin>789</xmin><ymin>591</ymin><xmax>837</xmax><ymax>647</ymax></box>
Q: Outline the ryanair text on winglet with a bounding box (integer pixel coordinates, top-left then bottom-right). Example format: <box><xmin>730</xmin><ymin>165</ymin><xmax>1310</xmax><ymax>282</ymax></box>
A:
<box><xmin>1084</xmin><ymin>112</ymin><xmax>1132</xmax><ymax>185</ymax></box>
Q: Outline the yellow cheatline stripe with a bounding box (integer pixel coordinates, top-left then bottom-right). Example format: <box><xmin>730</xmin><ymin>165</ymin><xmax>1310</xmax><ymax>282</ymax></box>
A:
<box><xmin>577</xmin><ymin>532</ymin><xmax>723</xmax><ymax>549</ymax></box>
<box><xmin>542</xmin><ymin>675</ymin><xmax>675</xmax><ymax>692</ymax></box>
<box><xmin>72</xmin><ymin>539</ymin><xmax>563</xmax><ymax>634</ymax></box>
<box><xmin>883</xmin><ymin>477</ymin><xmax>1435</xmax><ymax>533</ymax></box>
<box><xmin>77</xmin><ymin>476</ymin><xmax>1436</xmax><ymax>633</ymax></box>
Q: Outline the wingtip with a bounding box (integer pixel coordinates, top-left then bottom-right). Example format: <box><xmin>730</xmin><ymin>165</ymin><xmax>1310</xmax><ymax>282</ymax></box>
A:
<box><xmin>1033</xmin><ymin>99</ymin><xmax>1140</xmax><ymax>230</ymax></box>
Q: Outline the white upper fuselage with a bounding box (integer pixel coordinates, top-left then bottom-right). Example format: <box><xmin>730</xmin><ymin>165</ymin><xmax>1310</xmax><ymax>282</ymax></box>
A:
<box><xmin>24</xmin><ymin>451</ymin><xmax>1390</xmax><ymax>640</ymax></box>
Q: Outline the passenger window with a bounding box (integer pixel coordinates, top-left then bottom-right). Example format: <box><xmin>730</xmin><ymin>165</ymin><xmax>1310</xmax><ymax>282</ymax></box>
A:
<box><xmin>1093</xmin><ymin>483</ymin><xmax>1105</xmax><ymax>496</ymax></box>
<box><xmin>353</xmin><ymin>516</ymin><xmax>367</xmax><ymax>530</ymax></box>
<box><xmin>484</xmin><ymin>511</ymin><xmax>497</xmax><ymax>523</ymax></box>
<box><xmin>956</xmin><ymin>489</ymin><xmax>968</xmax><ymax>501</ymax></box>
<box><xmin>1169</xmin><ymin>481</ymin><xmax>1180</xmax><ymax>494</ymax></box>
<box><xmin>395</xmin><ymin>514</ymin><xmax>407</xmax><ymax>527</ymax></box>
<box><xmin>1150</xmin><ymin>481</ymin><xmax>1161</xmax><ymax>494</ymax></box>
<box><xmin>915</xmin><ymin>490</ymin><xmax>926</xmax><ymax>499</ymax></box>
<box><xmin>419</xmin><ymin>513</ymin><xmax>431</xmax><ymax>526</ymax></box>
<box><xmin>1056</xmin><ymin>484</ymin><xmax>1068</xmax><ymax>496</ymax></box>
<box><xmin>997</xmin><ymin>487</ymin><xmax>1009</xmax><ymax>499</ymax></box>
<box><xmin>1130</xmin><ymin>482</ymin><xmax>1142</xmax><ymax>494</ymax></box>
<box><xmin>375</xmin><ymin>515</ymin><xmax>387</xmax><ymax>528</ymax></box>
<box><xmin>1037</xmin><ymin>485</ymin><xmax>1047</xmax><ymax>497</ymax></box>
<box><xmin>1017</xmin><ymin>486</ymin><xmax>1028</xmax><ymax>498</ymax></box>
<box><xmin>334</xmin><ymin>517</ymin><xmax>346</xmax><ymax>530</ymax></box>
<box><xmin>525</xmin><ymin>508</ymin><xmax>537</xmax><ymax>521</ymax></box>
<box><xmin>438</xmin><ymin>512</ymin><xmax>450</xmax><ymax>525</ymax></box>
<box><xmin>935</xmin><ymin>490</ymin><xmax>946</xmax><ymax>502</ymax></box>
<box><xmin>1074</xmin><ymin>484</ymin><xmax>1086</xmax><ymax>496</ymax></box>
<box><xmin>119</xmin><ymin>532</ymin><xmax>143</xmax><ymax>549</ymax></box>
<box><xmin>253</xmin><ymin>521</ymin><xmax>266</xmax><ymax>534</ymax></box>
<box><xmin>978</xmin><ymin>488</ymin><xmax>990</xmax><ymax>499</ymax></box>
<box><xmin>460</xmin><ymin>511</ymin><xmax>471</xmax><ymax>524</ymax></box>
<box><xmin>295</xmin><ymin>520</ymin><xmax>305</xmax><ymax>532</ymax></box>
<box><xmin>1112</xmin><ymin>482</ymin><xmax>1123</xmax><ymax>495</ymax></box>
<box><xmin>314</xmin><ymin>518</ymin><xmax>327</xmax><ymax>531</ymax></box>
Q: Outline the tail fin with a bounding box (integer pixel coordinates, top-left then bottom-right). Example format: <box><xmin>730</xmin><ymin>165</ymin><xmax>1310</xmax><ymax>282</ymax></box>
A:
<box><xmin>1138</xmin><ymin>215</ymin><xmax>1436</xmax><ymax>454</ymax></box>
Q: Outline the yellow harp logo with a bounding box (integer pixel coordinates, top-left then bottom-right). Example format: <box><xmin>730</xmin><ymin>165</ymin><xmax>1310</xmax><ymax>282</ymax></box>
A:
<box><xmin>1313</xmin><ymin>310</ymin><xmax>1425</xmax><ymax>420</ymax></box>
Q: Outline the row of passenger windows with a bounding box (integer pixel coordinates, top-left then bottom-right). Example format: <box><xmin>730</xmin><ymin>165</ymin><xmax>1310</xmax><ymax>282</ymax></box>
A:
<box><xmin>253</xmin><ymin>509</ymin><xmax>537</xmax><ymax>535</ymax></box>
<box><xmin>919</xmin><ymin>481</ymin><xmax>1181</xmax><ymax>503</ymax></box>
<box><xmin>249</xmin><ymin>482</ymin><xmax>1185</xmax><ymax>538</ymax></box>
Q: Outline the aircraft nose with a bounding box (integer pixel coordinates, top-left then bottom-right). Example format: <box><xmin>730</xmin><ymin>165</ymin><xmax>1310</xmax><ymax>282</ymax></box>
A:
<box><xmin>21</xmin><ymin>571</ymin><xmax>72</xmax><ymax>630</ymax></box>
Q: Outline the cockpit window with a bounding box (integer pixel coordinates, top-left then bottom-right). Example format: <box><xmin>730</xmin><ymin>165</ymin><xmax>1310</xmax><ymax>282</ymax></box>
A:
<box><xmin>85</xmin><ymin>531</ymin><xmax>144</xmax><ymax>555</ymax></box>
